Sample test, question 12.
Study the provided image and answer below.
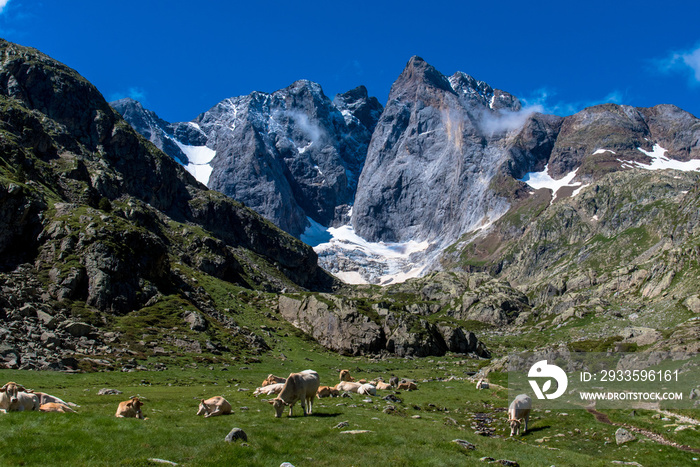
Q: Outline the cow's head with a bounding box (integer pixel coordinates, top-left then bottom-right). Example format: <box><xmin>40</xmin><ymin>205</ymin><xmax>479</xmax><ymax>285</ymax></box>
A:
<box><xmin>267</xmin><ymin>397</ymin><xmax>289</xmax><ymax>418</ymax></box>
<box><xmin>128</xmin><ymin>397</ymin><xmax>143</xmax><ymax>412</ymax></box>
<box><xmin>509</xmin><ymin>418</ymin><xmax>523</xmax><ymax>437</ymax></box>
<box><xmin>1</xmin><ymin>382</ymin><xmax>26</xmax><ymax>404</ymax></box>
<box><xmin>196</xmin><ymin>399</ymin><xmax>209</xmax><ymax>416</ymax></box>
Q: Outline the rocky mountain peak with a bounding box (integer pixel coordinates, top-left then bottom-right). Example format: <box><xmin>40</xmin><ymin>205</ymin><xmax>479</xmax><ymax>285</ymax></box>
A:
<box><xmin>449</xmin><ymin>71</ymin><xmax>521</xmax><ymax>112</ymax></box>
<box><xmin>392</xmin><ymin>55</ymin><xmax>455</xmax><ymax>97</ymax></box>
<box><xmin>333</xmin><ymin>85</ymin><xmax>383</xmax><ymax>134</ymax></box>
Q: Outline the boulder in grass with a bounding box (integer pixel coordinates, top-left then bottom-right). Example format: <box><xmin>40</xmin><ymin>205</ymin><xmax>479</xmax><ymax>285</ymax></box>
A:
<box><xmin>225</xmin><ymin>428</ymin><xmax>247</xmax><ymax>443</ymax></box>
<box><xmin>615</xmin><ymin>427</ymin><xmax>636</xmax><ymax>445</ymax></box>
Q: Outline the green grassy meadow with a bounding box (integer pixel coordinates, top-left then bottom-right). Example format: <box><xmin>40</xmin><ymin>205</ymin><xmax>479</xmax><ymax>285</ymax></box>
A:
<box><xmin>1</xmin><ymin>349</ymin><xmax>698</xmax><ymax>466</ymax></box>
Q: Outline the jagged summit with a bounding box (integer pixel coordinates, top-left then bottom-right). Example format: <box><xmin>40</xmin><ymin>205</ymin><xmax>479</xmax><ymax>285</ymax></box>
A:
<box><xmin>115</xmin><ymin>79</ymin><xmax>383</xmax><ymax>238</ymax></box>
<box><xmin>333</xmin><ymin>85</ymin><xmax>383</xmax><ymax>134</ymax></box>
<box><xmin>113</xmin><ymin>51</ymin><xmax>700</xmax><ymax>287</ymax></box>
<box><xmin>390</xmin><ymin>55</ymin><xmax>455</xmax><ymax>97</ymax></box>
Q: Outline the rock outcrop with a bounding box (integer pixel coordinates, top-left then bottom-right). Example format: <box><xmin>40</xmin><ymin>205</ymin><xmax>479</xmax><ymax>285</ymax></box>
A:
<box><xmin>277</xmin><ymin>272</ymin><xmax>525</xmax><ymax>357</ymax></box>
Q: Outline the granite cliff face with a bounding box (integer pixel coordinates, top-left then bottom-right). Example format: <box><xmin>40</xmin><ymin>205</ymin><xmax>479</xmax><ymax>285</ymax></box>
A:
<box><xmin>114</xmin><ymin>83</ymin><xmax>382</xmax><ymax>237</ymax></box>
<box><xmin>352</xmin><ymin>56</ymin><xmax>554</xmax><ymax>244</ymax></box>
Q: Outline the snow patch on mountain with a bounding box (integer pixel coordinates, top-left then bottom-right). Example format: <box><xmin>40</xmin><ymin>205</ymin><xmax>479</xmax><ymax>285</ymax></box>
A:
<box><xmin>519</xmin><ymin>164</ymin><xmax>584</xmax><ymax>203</ymax></box>
<box><xmin>593</xmin><ymin>148</ymin><xmax>616</xmax><ymax>155</ymax></box>
<box><xmin>174</xmin><ymin>141</ymin><xmax>216</xmax><ymax>185</ymax></box>
<box><xmin>301</xmin><ymin>215</ymin><xmax>433</xmax><ymax>285</ymax></box>
<box><xmin>621</xmin><ymin>144</ymin><xmax>700</xmax><ymax>172</ymax></box>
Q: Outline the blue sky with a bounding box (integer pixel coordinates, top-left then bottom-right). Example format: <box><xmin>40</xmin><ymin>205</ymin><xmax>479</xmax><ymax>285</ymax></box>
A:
<box><xmin>2</xmin><ymin>0</ymin><xmax>700</xmax><ymax>123</ymax></box>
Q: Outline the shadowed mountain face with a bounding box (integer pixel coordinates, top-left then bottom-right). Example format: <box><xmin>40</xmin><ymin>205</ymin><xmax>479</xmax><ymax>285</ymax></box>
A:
<box><xmin>114</xmin><ymin>83</ymin><xmax>382</xmax><ymax>238</ymax></box>
<box><xmin>0</xmin><ymin>39</ymin><xmax>335</xmax><ymax>302</ymax></box>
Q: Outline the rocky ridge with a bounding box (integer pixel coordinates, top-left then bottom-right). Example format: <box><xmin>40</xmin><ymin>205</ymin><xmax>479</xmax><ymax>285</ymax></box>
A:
<box><xmin>113</xmin><ymin>83</ymin><xmax>383</xmax><ymax>237</ymax></box>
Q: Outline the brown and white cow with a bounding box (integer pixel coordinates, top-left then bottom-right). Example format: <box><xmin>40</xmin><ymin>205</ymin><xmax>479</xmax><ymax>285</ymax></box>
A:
<box><xmin>0</xmin><ymin>382</ymin><xmax>39</xmax><ymax>412</ymax></box>
<box><xmin>339</xmin><ymin>369</ymin><xmax>355</xmax><ymax>382</ymax></box>
<box><xmin>196</xmin><ymin>396</ymin><xmax>232</xmax><ymax>418</ymax></box>
<box><xmin>268</xmin><ymin>369</ymin><xmax>320</xmax><ymax>418</ymax></box>
<box><xmin>115</xmin><ymin>397</ymin><xmax>145</xmax><ymax>419</ymax></box>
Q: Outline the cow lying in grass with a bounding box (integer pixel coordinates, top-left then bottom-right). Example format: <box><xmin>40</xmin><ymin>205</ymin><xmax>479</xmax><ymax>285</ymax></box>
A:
<box><xmin>397</xmin><ymin>380</ymin><xmax>417</xmax><ymax>391</ymax></box>
<box><xmin>268</xmin><ymin>369</ymin><xmax>320</xmax><ymax>418</ymax></box>
<box><xmin>339</xmin><ymin>369</ymin><xmax>355</xmax><ymax>382</ymax></box>
<box><xmin>0</xmin><ymin>382</ymin><xmax>39</xmax><ymax>412</ymax></box>
<box><xmin>335</xmin><ymin>381</ymin><xmax>362</xmax><ymax>393</ymax></box>
<box><xmin>371</xmin><ymin>380</ymin><xmax>392</xmax><ymax>391</ymax></box>
<box><xmin>508</xmin><ymin>394</ymin><xmax>532</xmax><ymax>436</ymax></box>
<box><xmin>39</xmin><ymin>402</ymin><xmax>76</xmax><ymax>413</ymax></box>
<box><xmin>262</xmin><ymin>374</ymin><xmax>286</xmax><ymax>387</ymax></box>
<box><xmin>316</xmin><ymin>386</ymin><xmax>339</xmax><ymax>398</ymax></box>
<box><xmin>358</xmin><ymin>383</ymin><xmax>376</xmax><ymax>396</ymax></box>
<box><xmin>196</xmin><ymin>396</ymin><xmax>232</xmax><ymax>418</ymax></box>
<box><xmin>254</xmin><ymin>383</ymin><xmax>285</xmax><ymax>397</ymax></box>
<box><xmin>115</xmin><ymin>397</ymin><xmax>145</xmax><ymax>419</ymax></box>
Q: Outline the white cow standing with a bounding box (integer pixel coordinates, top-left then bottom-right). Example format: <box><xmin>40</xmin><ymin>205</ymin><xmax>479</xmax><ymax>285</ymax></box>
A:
<box><xmin>268</xmin><ymin>369</ymin><xmax>320</xmax><ymax>418</ymax></box>
<box><xmin>508</xmin><ymin>394</ymin><xmax>532</xmax><ymax>436</ymax></box>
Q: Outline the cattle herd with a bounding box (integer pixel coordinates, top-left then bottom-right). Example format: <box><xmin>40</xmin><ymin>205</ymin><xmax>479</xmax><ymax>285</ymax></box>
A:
<box><xmin>0</xmin><ymin>372</ymin><xmax>533</xmax><ymax>436</ymax></box>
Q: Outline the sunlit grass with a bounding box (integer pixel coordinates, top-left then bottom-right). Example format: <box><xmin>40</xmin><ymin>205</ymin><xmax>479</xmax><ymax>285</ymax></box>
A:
<box><xmin>1</xmin><ymin>355</ymin><xmax>698</xmax><ymax>466</ymax></box>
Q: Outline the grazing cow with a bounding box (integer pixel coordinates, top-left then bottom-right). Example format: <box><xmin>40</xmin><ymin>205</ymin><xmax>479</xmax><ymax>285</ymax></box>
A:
<box><xmin>0</xmin><ymin>382</ymin><xmax>39</xmax><ymax>412</ymax></box>
<box><xmin>358</xmin><ymin>383</ymin><xmax>377</xmax><ymax>396</ymax></box>
<box><xmin>39</xmin><ymin>402</ymin><xmax>76</xmax><ymax>413</ymax></box>
<box><xmin>476</xmin><ymin>379</ymin><xmax>489</xmax><ymax>390</ymax></box>
<box><xmin>339</xmin><ymin>369</ymin><xmax>355</xmax><ymax>382</ymax></box>
<box><xmin>196</xmin><ymin>396</ymin><xmax>232</xmax><ymax>418</ymax></box>
<box><xmin>508</xmin><ymin>394</ymin><xmax>532</xmax><ymax>436</ymax></box>
<box><xmin>115</xmin><ymin>397</ymin><xmax>145</xmax><ymax>419</ymax></box>
<box><xmin>253</xmin><ymin>383</ymin><xmax>285</xmax><ymax>397</ymax></box>
<box><xmin>268</xmin><ymin>370</ymin><xmax>320</xmax><ymax>418</ymax></box>
<box><xmin>316</xmin><ymin>386</ymin><xmax>339</xmax><ymax>398</ymax></box>
<box><xmin>262</xmin><ymin>374</ymin><xmax>287</xmax><ymax>387</ymax></box>
<box><xmin>335</xmin><ymin>381</ymin><xmax>362</xmax><ymax>393</ymax></box>
<box><xmin>397</xmin><ymin>380</ymin><xmax>417</xmax><ymax>391</ymax></box>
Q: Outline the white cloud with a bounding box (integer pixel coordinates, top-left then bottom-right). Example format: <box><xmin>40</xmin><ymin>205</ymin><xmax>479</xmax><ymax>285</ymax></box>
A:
<box><xmin>0</xmin><ymin>1</ymin><xmax>10</xmax><ymax>14</ymax></box>
<box><xmin>681</xmin><ymin>47</ymin><xmax>700</xmax><ymax>81</ymax></box>
<box><xmin>520</xmin><ymin>88</ymin><xmax>624</xmax><ymax>116</ymax></box>
<box><xmin>476</xmin><ymin>104</ymin><xmax>544</xmax><ymax>135</ymax></box>
<box><xmin>657</xmin><ymin>43</ymin><xmax>700</xmax><ymax>84</ymax></box>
